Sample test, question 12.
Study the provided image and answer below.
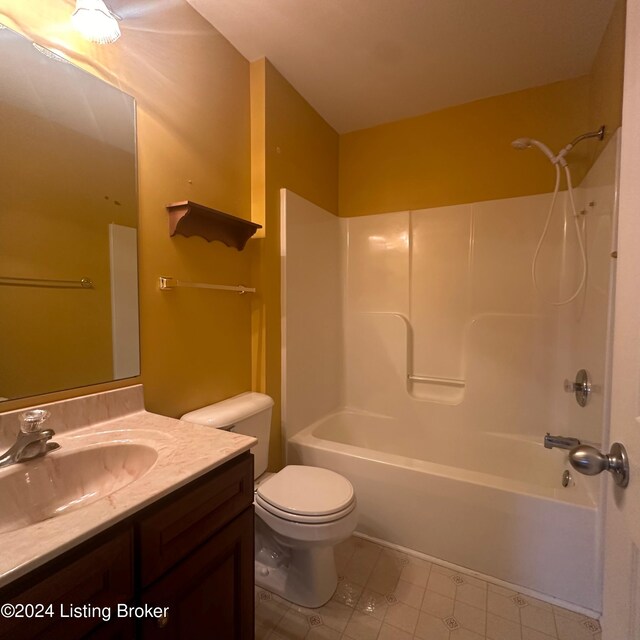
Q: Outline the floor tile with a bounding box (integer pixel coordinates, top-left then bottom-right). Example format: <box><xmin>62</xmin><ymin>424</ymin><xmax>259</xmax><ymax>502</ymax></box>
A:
<box><xmin>431</xmin><ymin>564</ymin><xmax>458</xmax><ymax>577</ymax></box>
<box><xmin>367</xmin><ymin>554</ymin><xmax>403</xmax><ymax>593</ymax></box>
<box><xmin>522</xmin><ymin>628</ymin><xmax>558</xmax><ymax>640</ymax></box>
<box><xmin>428</xmin><ymin>570</ymin><xmax>458</xmax><ymax>599</ymax></box>
<box><xmin>454</xmin><ymin>600</ymin><xmax>487</xmax><ymax>635</ymax></box>
<box><xmin>256</xmin><ymin>621</ymin><xmax>278</xmax><ymax>640</ymax></box>
<box><xmin>333</xmin><ymin>580</ymin><xmax>364</xmax><ymax>607</ymax></box>
<box><xmin>256</xmin><ymin>598</ymin><xmax>290</xmax><ymax>631</ymax></box>
<box><xmin>342</xmin><ymin>610</ymin><xmax>383</xmax><ymax>640</ymax></box>
<box><xmin>306</xmin><ymin>626</ymin><xmax>342</xmax><ymax>640</ymax></box>
<box><xmin>552</xmin><ymin>606</ymin><xmax>586</xmax><ymax>622</ymax></box>
<box><xmin>456</xmin><ymin>583</ymin><xmax>487</xmax><ymax>610</ymax></box>
<box><xmin>356</xmin><ymin>588</ymin><xmax>389</xmax><ymax>620</ymax></box>
<box><xmin>421</xmin><ymin>590</ymin><xmax>455</xmax><ymax>618</ymax></box>
<box><xmin>490</xmin><ymin>584</ymin><xmax>518</xmax><ymax>598</ymax></box>
<box><xmin>452</xmin><ymin>628</ymin><xmax>486</xmax><ymax>640</ymax></box>
<box><xmin>414</xmin><ymin>611</ymin><xmax>451</xmax><ymax>640</ymax></box>
<box><xmin>351</xmin><ymin>539</ymin><xmax>383</xmax><ymax>566</ymax></box>
<box><xmin>400</xmin><ymin>558</ymin><xmax>432</xmax><ymax>587</ymax></box>
<box><xmin>521</xmin><ymin>595</ymin><xmax>553</xmax><ymax>611</ymax></box>
<box><xmin>377</xmin><ymin>622</ymin><xmax>413</xmax><ymax>640</ymax></box>
<box><xmin>315</xmin><ymin>598</ymin><xmax>353</xmax><ymax>633</ymax></box>
<box><xmin>487</xmin><ymin>590</ymin><xmax>521</xmax><ymax>623</ymax></box>
<box><xmin>264</xmin><ymin>631</ymin><xmax>288</xmax><ymax>640</ymax></box>
<box><xmin>379</xmin><ymin>547</ymin><xmax>410</xmax><ymax>567</ymax></box>
<box><xmin>343</xmin><ymin>556</ymin><xmax>377</xmax><ymax>586</ymax></box>
<box><xmin>520</xmin><ymin>604</ymin><xmax>557</xmax><ymax>637</ymax></box>
<box><xmin>487</xmin><ymin>611</ymin><xmax>522</xmax><ymax>640</ymax></box>
<box><xmin>383</xmin><ymin>601</ymin><xmax>420</xmax><ymax>634</ymax></box>
<box><xmin>555</xmin><ymin>615</ymin><xmax>601</xmax><ymax>640</ymax></box>
<box><xmin>460</xmin><ymin>574</ymin><xmax>488</xmax><ymax>590</ymax></box>
<box><xmin>255</xmin><ymin>536</ymin><xmax>602</xmax><ymax>640</ymax></box>
<box><xmin>393</xmin><ymin>579</ymin><xmax>424</xmax><ymax>609</ymax></box>
<box><xmin>273</xmin><ymin>609</ymin><xmax>310</xmax><ymax>639</ymax></box>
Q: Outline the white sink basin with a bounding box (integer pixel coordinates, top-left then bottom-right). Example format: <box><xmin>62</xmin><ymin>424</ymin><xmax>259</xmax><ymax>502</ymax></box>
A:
<box><xmin>0</xmin><ymin>444</ymin><xmax>158</xmax><ymax>533</ymax></box>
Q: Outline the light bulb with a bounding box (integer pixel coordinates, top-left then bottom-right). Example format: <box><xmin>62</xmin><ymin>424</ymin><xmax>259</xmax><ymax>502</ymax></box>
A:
<box><xmin>72</xmin><ymin>0</ymin><xmax>121</xmax><ymax>45</ymax></box>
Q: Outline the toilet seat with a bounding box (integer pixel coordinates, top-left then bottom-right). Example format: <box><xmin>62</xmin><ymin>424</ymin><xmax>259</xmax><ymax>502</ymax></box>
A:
<box><xmin>255</xmin><ymin>494</ymin><xmax>356</xmax><ymax>524</ymax></box>
<box><xmin>256</xmin><ymin>465</ymin><xmax>355</xmax><ymax>523</ymax></box>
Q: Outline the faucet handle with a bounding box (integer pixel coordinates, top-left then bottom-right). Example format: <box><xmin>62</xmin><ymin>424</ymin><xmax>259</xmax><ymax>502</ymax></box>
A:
<box><xmin>18</xmin><ymin>409</ymin><xmax>51</xmax><ymax>433</ymax></box>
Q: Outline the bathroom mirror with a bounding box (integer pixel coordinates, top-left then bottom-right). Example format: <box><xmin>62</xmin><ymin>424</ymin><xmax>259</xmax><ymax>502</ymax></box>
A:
<box><xmin>0</xmin><ymin>25</ymin><xmax>139</xmax><ymax>402</ymax></box>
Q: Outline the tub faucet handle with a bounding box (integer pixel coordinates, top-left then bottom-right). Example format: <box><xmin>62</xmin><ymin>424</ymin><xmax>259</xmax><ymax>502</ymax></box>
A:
<box><xmin>564</xmin><ymin>369</ymin><xmax>591</xmax><ymax>407</ymax></box>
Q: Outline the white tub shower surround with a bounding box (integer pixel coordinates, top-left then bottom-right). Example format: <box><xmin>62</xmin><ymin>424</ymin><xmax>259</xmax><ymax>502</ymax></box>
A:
<box><xmin>281</xmin><ymin>131</ymin><xmax>619</xmax><ymax>614</ymax></box>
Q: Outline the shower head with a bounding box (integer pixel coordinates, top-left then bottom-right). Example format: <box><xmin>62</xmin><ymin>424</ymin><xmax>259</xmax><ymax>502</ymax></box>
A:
<box><xmin>511</xmin><ymin>138</ymin><xmax>532</xmax><ymax>150</ymax></box>
<box><xmin>510</xmin><ymin>137</ymin><xmax>557</xmax><ymax>163</ymax></box>
<box><xmin>512</xmin><ymin>127</ymin><xmax>604</xmax><ymax>168</ymax></box>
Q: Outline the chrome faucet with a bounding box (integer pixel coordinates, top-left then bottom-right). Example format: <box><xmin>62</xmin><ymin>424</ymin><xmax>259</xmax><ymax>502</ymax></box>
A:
<box><xmin>544</xmin><ymin>432</ymin><xmax>581</xmax><ymax>450</ymax></box>
<box><xmin>0</xmin><ymin>409</ymin><xmax>60</xmax><ymax>469</ymax></box>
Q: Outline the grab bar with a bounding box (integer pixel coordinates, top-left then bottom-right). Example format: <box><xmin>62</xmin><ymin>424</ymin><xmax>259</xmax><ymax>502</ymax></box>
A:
<box><xmin>408</xmin><ymin>374</ymin><xmax>465</xmax><ymax>387</ymax></box>
<box><xmin>0</xmin><ymin>276</ymin><xmax>93</xmax><ymax>289</ymax></box>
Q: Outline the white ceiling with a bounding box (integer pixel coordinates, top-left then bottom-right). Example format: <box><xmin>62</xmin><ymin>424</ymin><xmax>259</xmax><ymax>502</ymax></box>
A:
<box><xmin>186</xmin><ymin>0</ymin><xmax>617</xmax><ymax>134</ymax></box>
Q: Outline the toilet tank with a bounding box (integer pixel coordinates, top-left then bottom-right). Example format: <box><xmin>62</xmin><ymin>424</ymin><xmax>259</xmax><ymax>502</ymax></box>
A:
<box><xmin>181</xmin><ymin>392</ymin><xmax>274</xmax><ymax>478</ymax></box>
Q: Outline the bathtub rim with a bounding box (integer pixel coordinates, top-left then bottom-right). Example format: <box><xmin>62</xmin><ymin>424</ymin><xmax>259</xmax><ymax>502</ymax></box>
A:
<box><xmin>289</xmin><ymin>408</ymin><xmax>597</xmax><ymax>510</ymax></box>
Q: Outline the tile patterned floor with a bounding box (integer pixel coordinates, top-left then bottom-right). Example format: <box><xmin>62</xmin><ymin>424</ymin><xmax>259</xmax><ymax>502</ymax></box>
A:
<box><xmin>255</xmin><ymin>536</ymin><xmax>602</xmax><ymax>640</ymax></box>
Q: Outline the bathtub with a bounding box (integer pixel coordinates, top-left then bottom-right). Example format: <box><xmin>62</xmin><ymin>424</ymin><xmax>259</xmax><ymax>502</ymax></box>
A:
<box><xmin>288</xmin><ymin>410</ymin><xmax>600</xmax><ymax>612</ymax></box>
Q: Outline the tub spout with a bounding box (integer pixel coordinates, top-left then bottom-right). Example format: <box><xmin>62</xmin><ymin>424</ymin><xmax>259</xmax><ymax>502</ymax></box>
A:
<box><xmin>544</xmin><ymin>433</ymin><xmax>581</xmax><ymax>450</ymax></box>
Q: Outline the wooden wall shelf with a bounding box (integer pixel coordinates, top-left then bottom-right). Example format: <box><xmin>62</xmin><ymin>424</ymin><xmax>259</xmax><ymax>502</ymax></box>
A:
<box><xmin>165</xmin><ymin>201</ymin><xmax>262</xmax><ymax>251</ymax></box>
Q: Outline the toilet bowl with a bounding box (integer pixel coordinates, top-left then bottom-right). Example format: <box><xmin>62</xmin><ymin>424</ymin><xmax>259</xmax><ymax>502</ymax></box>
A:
<box><xmin>181</xmin><ymin>392</ymin><xmax>358</xmax><ymax>608</ymax></box>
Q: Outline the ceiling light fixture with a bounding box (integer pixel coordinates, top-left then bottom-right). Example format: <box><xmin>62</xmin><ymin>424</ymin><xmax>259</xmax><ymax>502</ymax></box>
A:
<box><xmin>72</xmin><ymin>0</ymin><xmax>121</xmax><ymax>45</ymax></box>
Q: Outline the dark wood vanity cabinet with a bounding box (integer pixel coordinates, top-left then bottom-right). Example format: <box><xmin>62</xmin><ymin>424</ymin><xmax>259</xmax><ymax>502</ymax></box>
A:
<box><xmin>139</xmin><ymin>508</ymin><xmax>253</xmax><ymax>639</ymax></box>
<box><xmin>137</xmin><ymin>453</ymin><xmax>254</xmax><ymax>639</ymax></box>
<box><xmin>0</xmin><ymin>453</ymin><xmax>254</xmax><ymax>640</ymax></box>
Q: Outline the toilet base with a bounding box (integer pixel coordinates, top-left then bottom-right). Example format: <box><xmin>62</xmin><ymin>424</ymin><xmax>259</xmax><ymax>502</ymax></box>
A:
<box><xmin>255</xmin><ymin>545</ymin><xmax>338</xmax><ymax>609</ymax></box>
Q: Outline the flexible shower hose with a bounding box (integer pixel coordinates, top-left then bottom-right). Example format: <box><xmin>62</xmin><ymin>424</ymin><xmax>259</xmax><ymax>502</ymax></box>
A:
<box><xmin>531</xmin><ymin>163</ymin><xmax>587</xmax><ymax>305</ymax></box>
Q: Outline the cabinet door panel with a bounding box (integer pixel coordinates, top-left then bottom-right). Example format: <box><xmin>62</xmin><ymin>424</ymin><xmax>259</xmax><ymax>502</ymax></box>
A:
<box><xmin>140</xmin><ymin>507</ymin><xmax>254</xmax><ymax>640</ymax></box>
<box><xmin>0</xmin><ymin>529</ymin><xmax>132</xmax><ymax>640</ymax></box>
<box><xmin>138</xmin><ymin>454</ymin><xmax>253</xmax><ymax>587</ymax></box>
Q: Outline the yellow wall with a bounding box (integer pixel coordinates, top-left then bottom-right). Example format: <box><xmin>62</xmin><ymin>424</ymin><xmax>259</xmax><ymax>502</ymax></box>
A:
<box><xmin>0</xmin><ymin>0</ymin><xmax>253</xmax><ymax>417</ymax></box>
<box><xmin>339</xmin><ymin>1</ymin><xmax>626</xmax><ymax>218</ymax></box>
<box><xmin>339</xmin><ymin>77</ymin><xmax>590</xmax><ymax>217</ymax></box>
<box><xmin>587</xmin><ymin>0</ymin><xmax>626</xmax><ymax>168</ymax></box>
<box><xmin>250</xmin><ymin>59</ymin><xmax>339</xmax><ymax>468</ymax></box>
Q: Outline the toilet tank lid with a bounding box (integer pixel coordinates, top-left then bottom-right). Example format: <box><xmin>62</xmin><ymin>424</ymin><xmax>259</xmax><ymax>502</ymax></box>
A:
<box><xmin>181</xmin><ymin>392</ymin><xmax>274</xmax><ymax>428</ymax></box>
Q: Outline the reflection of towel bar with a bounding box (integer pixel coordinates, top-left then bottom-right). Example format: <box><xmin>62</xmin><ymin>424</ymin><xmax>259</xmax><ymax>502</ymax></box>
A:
<box><xmin>408</xmin><ymin>374</ymin><xmax>465</xmax><ymax>387</ymax></box>
<box><xmin>0</xmin><ymin>276</ymin><xmax>93</xmax><ymax>289</ymax></box>
<box><xmin>159</xmin><ymin>276</ymin><xmax>255</xmax><ymax>294</ymax></box>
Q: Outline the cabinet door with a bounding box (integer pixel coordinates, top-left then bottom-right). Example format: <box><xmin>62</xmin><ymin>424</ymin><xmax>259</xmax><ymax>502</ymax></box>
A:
<box><xmin>138</xmin><ymin>454</ymin><xmax>253</xmax><ymax>587</ymax></box>
<box><xmin>0</xmin><ymin>529</ymin><xmax>132</xmax><ymax>640</ymax></box>
<box><xmin>140</xmin><ymin>507</ymin><xmax>254</xmax><ymax>640</ymax></box>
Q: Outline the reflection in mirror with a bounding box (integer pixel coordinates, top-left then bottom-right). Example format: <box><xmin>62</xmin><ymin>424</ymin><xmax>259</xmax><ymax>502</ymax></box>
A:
<box><xmin>0</xmin><ymin>25</ymin><xmax>139</xmax><ymax>402</ymax></box>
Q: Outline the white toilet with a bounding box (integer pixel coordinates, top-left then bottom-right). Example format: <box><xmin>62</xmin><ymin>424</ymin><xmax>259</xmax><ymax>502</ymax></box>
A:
<box><xmin>181</xmin><ymin>392</ymin><xmax>358</xmax><ymax>608</ymax></box>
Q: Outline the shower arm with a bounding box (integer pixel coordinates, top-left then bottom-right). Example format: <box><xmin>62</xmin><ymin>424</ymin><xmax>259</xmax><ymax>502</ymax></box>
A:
<box><xmin>557</xmin><ymin>125</ymin><xmax>606</xmax><ymax>162</ymax></box>
<box><xmin>568</xmin><ymin>125</ymin><xmax>606</xmax><ymax>148</ymax></box>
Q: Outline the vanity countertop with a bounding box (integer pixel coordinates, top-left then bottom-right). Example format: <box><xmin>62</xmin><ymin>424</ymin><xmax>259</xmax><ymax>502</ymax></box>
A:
<box><xmin>0</xmin><ymin>409</ymin><xmax>256</xmax><ymax>588</ymax></box>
